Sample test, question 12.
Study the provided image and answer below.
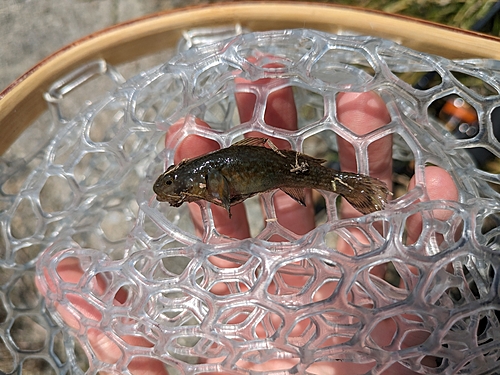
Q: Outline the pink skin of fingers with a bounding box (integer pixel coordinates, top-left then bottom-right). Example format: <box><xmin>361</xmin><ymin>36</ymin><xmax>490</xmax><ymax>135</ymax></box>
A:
<box><xmin>406</xmin><ymin>166</ymin><xmax>459</xmax><ymax>245</ymax></box>
<box><xmin>36</xmin><ymin>86</ymin><xmax>458</xmax><ymax>374</ymax></box>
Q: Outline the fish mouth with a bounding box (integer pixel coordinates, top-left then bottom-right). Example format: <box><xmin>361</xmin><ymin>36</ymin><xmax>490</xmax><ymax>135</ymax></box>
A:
<box><xmin>153</xmin><ymin>179</ymin><xmax>184</xmax><ymax>206</ymax></box>
<box><xmin>155</xmin><ymin>192</ymin><xmax>184</xmax><ymax>207</ymax></box>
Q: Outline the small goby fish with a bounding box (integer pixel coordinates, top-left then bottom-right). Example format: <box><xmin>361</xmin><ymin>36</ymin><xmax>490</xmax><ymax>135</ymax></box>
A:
<box><xmin>153</xmin><ymin>137</ymin><xmax>390</xmax><ymax>217</ymax></box>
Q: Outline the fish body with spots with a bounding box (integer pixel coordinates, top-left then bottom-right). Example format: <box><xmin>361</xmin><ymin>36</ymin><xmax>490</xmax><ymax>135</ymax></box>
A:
<box><xmin>154</xmin><ymin>138</ymin><xmax>389</xmax><ymax>217</ymax></box>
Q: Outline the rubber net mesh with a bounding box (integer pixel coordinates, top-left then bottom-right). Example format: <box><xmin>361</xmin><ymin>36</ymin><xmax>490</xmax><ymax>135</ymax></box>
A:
<box><xmin>1</xmin><ymin>29</ymin><xmax>500</xmax><ymax>374</ymax></box>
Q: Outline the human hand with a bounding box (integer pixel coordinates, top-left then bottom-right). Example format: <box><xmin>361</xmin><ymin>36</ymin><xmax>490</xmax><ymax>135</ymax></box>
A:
<box><xmin>36</xmin><ymin>78</ymin><xmax>458</xmax><ymax>374</ymax></box>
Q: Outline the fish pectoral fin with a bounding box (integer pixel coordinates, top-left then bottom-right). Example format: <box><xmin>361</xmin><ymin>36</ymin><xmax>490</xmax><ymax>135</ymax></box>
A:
<box><xmin>206</xmin><ymin>170</ymin><xmax>232</xmax><ymax>216</ymax></box>
<box><xmin>280</xmin><ymin>187</ymin><xmax>307</xmax><ymax>206</ymax></box>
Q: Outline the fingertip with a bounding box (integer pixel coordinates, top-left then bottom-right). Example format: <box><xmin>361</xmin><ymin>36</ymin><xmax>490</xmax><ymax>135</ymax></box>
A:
<box><xmin>167</xmin><ymin>119</ymin><xmax>220</xmax><ymax>162</ymax></box>
<box><xmin>421</xmin><ymin>166</ymin><xmax>458</xmax><ymax>203</ymax></box>
<box><xmin>407</xmin><ymin>166</ymin><xmax>458</xmax><ymax>207</ymax></box>
<box><xmin>272</xmin><ymin>190</ymin><xmax>316</xmax><ymax>236</ymax></box>
<box><xmin>336</xmin><ymin>92</ymin><xmax>392</xmax><ymax>219</ymax></box>
<box><xmin>406</xmin><ymin>166</ymin><xmax>458</xmax><ymax>244</ymax></box>
<box><xmin>235</xmin><ymin>60</ymin><xmax>298</xmax><ymax>132</ymax></box>
<box><xmin>336</xmin><ymin>92</ymin><xmax>391</xmax><ymax>135</ymax></box>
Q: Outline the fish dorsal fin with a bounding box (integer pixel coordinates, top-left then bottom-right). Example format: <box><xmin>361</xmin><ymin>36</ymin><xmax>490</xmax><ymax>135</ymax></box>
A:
<box><xmin>232</xmin><ymin>137</ymin><xmax>268</xmax><ymax>147</ymax></box>
<box><xmin>280</xmin><ymin>187</ymin><xmax>307</xmax><ymax>206</ymax></box>
<box><xmin>233</xmin><ymin>137</ymin><xmax>288</xmax><ymax>157</ymax></box>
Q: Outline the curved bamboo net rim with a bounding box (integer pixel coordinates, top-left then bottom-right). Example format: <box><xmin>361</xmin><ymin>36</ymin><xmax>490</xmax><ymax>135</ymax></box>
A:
<box><xmin>1</xmin><ymin>1</ymin><xmax>500</xmax><ymax>156</ymax></box>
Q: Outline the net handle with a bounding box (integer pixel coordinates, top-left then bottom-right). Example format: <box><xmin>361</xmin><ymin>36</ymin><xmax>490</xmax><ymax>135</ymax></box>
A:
<box><xmin>1</xmin><ymin>1</ymin><xmax>499</xmax><ymax>156</ymax></box>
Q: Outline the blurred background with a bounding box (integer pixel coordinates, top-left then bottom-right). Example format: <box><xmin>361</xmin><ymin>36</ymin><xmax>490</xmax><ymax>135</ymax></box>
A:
<box><xmin>0</xmin><ymin>0</ymin><xmax>499</xmax><ymax>93</ymax></box>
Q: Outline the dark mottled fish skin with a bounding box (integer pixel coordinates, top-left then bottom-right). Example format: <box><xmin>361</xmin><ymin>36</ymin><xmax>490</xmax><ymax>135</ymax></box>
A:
<box><xmin>153</xmin><ymin>138</ymin><xmax>389</xmax><ymax>217</ymax></box>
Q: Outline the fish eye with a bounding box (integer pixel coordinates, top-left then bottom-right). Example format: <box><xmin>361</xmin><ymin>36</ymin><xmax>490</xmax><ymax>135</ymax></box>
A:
<box><xmin>166</xmin><ymin>179</ymin><xmax>172</xmax><ymax>185</ymax></box>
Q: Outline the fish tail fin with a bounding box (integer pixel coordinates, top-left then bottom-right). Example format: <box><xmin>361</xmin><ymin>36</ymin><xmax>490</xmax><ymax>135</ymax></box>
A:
<box><xmin>330</xmin><ymin>172</ymin><xmax>390</xmax><ymax>214</ymax></box>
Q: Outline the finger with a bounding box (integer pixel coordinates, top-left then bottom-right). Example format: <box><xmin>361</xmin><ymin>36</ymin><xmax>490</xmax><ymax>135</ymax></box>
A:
<box><xmin>406</xmin><ymin>166</ymin><xmax>459</xmax><ymax>245</ymax></box>
<box><xmin>236</xmin><ymin>61</ymin><xmax>299</xmax><ymax>142</ymax></box>
<box><xmin>336</xmin><ymin>91</ymin><xmax>393</xmax><ymax>218</ymax></box>
<box><xmin>166</xmin><ymin>119</ymin><xmax>251</xmax><ymax>239</ymax></box>
<box><xmin>235</xmin><ymin>68</ymin><xmax>316</xmax><ymax>237</ymax></box>
<box><xmin>236</xmin><ymin>86</ymin><xmax>297</xmax><ymax>149</ymax></box>
<box><xmin>334</xmin><ymin>92</ymin><xmax>392</xmax><ymax>271</ymax></box>
<box><xmin>270</xmin><ymin>190</ymin><xmax>315</xmax><ymax>239</ymax></box>
<box><xmin>36</xmin><ymin>257</ymin><xmax>169</xmax><ymax>375</ymax></box>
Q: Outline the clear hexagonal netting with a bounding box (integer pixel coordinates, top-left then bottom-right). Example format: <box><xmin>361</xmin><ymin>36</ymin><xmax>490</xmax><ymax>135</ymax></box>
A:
<box><xmin>1</xmin><ymin>29</ymin><xmax>500</xmax><ymax>374</ymax></box>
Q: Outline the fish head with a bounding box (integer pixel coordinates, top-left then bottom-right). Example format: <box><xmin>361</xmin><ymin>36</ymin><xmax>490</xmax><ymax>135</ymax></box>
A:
<box><xmin>153</xmin><ymin>164</ymin><xmax>185</xmax><ymax>206</ymax></box>
<box><xmin>153</xmin><ymin>162</ymin><xmax>206</xmax><ymax>206</ymax></box>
